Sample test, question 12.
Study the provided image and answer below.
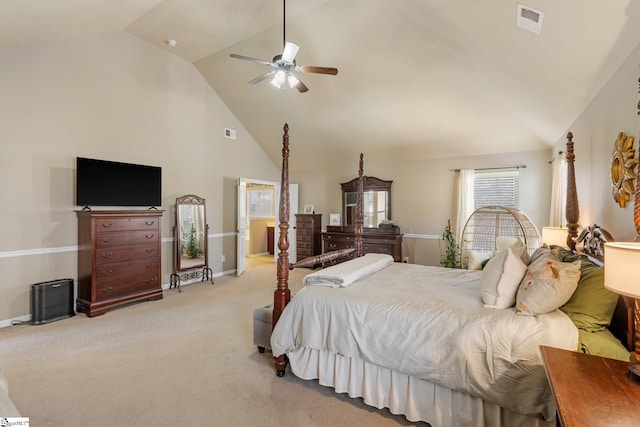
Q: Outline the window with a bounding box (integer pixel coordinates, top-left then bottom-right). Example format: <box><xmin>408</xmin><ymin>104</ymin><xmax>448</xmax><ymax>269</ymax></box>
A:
<box><xmin>473</xmin><ymin>170</ymin><xmax>519</xmax><ymax>209</ymax></box>
<box><xmin>248</xmin><ymin>190</ymin><xmax>274</xmax><ymax>217</ymax></box>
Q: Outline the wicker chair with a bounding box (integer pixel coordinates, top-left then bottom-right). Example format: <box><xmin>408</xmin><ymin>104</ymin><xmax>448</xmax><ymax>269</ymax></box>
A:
<box><xmin>460</xmin><ymin>206</ymin><xmax>541</xmax><ymax>269</ymax></box>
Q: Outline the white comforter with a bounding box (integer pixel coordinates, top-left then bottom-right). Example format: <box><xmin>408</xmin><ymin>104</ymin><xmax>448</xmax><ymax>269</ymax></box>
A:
<box><xmin>271</xmin><ymin>262</ymin><xmax>578</xmax><ymax>421</ymax></box>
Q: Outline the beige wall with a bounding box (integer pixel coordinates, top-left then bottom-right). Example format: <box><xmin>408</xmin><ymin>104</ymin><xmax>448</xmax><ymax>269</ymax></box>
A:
<box><xmin>0</xmin><ymin>31</ymin><xmax>280</xmax><ymax>325</ymax></box>
<box><xmin>292</xmin><ymin>149</ymin><xmax>552</xmax><ymax>266</ymax></box>
<box><xmin>552</xmin><ymin>42</ymin><xmax>640</xmax><ymax>241</ymax></box>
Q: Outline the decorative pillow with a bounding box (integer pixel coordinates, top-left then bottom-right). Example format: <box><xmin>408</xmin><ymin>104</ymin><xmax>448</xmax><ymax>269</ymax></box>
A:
<box><xmin>559</xmin><ymin>250</ymin><xmax>619</xmax><ymax>332</ymax></box>
<box><xmin>480</xmin><ymin>248</ymin><xmax>528</xmax><ymax>308</ymax></box>
<box><xmin>578</xmin><ymin>329</ymin><xmax>632</xmax><ymax>363</ymax></box>
<box><xmin>496</xmin><ymin>237</ymin><xmax>530</xmax><ymax>265</ymax></box>
<box><xmin>516</xmin><ymin>258</ymin><xmax>581</xmax><ymax>315</ymax></box>
<box><xmin>529</xmin><ymin>244</ymin><xmax>562</xmax><ymax>264</ymax></box>
<box><xmin>496</xmin><ymin>236</ymin><xmax>518</xmax><ymax>251</ymax></box>
<box><xmin>468</xmin><ymin>251</ymin><xmax>493</xmax><ymax>270</ymax></box>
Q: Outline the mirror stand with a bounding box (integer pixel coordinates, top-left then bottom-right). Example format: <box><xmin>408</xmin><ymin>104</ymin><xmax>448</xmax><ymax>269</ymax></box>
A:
<box><xmin>169</xmin><ymin>194</ymin><xmax>214</xmax><ymax>293</ymax></box>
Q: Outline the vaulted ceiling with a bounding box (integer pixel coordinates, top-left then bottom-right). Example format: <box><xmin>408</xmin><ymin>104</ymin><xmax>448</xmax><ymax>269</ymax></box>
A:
<box><xmin>3</xmin><ymin>0</ymin><xmax>640</xmax><ymax>171</ymax></box>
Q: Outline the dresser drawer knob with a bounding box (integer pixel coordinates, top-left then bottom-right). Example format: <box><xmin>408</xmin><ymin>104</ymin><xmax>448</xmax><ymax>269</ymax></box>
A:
<box><xmin>102</xmin><ymin>223</ymin><xmax>112</xmax><ymax>228</ymax></box>
<box><xmin>145</xmin><ymin>278</ymin><xmax>157</xmax><ymax>284</ymax></box>
<box><xmin>145</xmin><ymin>234</ymin><xmax>155</xmax><ymax>239</ymax></box>
<box><xmin>101</xmin><ymin>269</ymin><xmax>113</xmax><ymax>276</ymax></box>
<box><xmin>101</xmin><ymin>238</ymin><xmax>111</xmax><ymax>243</ymax></box>
<box><xmin>145</xmin><ymin>249</ymin><xmax>154</xmax><ymax>254</ymax></box>
<box><xmin>101</xmin><ymin>286</ymin><xmax>113</xmax><ymax>293</ymax></box>
<box><xmin>145</xmin><ymin>263</ymin><xmax>156</xmax><ymax>269</ymax></box>
<box><xmin>101</xmin><ymin>253</ymin><xmax>113</xmax><ymax>259</ymax></box>
<box><xmin>146</xmin><ymin>221</ymin><xmax>155</xmax><ymax>226</ymax></box>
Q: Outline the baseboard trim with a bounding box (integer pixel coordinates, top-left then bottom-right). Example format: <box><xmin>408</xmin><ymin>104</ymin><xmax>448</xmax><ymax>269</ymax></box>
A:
<box><xmin>1</xmin><ymin>269</ymin><xmax>239</xmax><ymax>329</ymax></box>
<box><xmin>0</xmin><ymin>314</ymin><xmax>30</xmax><ymax>329</ymax></box>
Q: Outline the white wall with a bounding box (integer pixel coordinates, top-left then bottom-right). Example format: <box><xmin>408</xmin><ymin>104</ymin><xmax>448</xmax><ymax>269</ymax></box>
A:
<box><xmin>553</xmin><ymin>42</ymin><xmax>640</xmax><ymax>241</ymax></box>
<box><xmin>0</xmin><ymin>31</ymin><xmax>280</xmax><ymax>324</ymax></box>
<box><xmin>293</xmin><ymin>148</ymin><xmax>552</xmax><ymax>266</ymax></box>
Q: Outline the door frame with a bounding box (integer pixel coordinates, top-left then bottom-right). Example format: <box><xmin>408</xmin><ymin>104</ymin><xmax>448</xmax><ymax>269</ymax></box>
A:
<box><xmin>237</xmin><ymin>178</ymin><xmax>298</xmax><ymax>276</ymax></box>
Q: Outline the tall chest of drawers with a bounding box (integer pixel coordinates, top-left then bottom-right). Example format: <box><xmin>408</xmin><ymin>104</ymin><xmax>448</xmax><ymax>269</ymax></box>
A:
<box><xmin>295</xmin><ymin>213</ymin><xmax>322</xmax><ymax>262</ymax></box>
<box><xmin>76</xmin><ymin>210</ymin><xmax>163</xmax><ymax>317</ymax></box>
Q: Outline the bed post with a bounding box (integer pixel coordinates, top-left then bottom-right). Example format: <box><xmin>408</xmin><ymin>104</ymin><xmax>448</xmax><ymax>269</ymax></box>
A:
<box><xmin>273</xmin><ymin>123</ymin><xmax>291</xmax><ymax>377</ymax></box>
<box><xmin>565</xmin><ymin>132</ymin><xmax>579</xmax><ymax>250</ymax></box>
<box><xmin>355</xmin><ymin>153</ymin><xmax>364</xmax><ymax>256</ymax></box>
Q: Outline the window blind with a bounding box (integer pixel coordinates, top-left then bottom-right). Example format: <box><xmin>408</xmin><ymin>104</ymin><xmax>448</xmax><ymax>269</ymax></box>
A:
<box><xmin>474</xmin><ymin>170</ymin><xmax>519</xmax><ymax>209</ymax></box>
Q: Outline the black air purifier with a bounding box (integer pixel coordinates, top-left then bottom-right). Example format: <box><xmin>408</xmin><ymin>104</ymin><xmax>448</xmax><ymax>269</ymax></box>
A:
<box><xmin>31</xmin><ymin>279</ymin><xmax>75</xmax><ymax>325</ymax></box>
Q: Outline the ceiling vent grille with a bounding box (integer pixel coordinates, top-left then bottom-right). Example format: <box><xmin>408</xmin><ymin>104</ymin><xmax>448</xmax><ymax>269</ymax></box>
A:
<box><xmin>517</xmin><ymin>4</ymin><xmax>544</xmax><ymax>34</ymax></box>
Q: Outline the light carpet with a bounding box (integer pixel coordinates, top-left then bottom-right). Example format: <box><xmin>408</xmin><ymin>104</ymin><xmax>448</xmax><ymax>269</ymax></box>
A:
<box><xmin>0</xmin><ymin>262</ymin><xmax>425</xmax><ymax>426</ymax></box>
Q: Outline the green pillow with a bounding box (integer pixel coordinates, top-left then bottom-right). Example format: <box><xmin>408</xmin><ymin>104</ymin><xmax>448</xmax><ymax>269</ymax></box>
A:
<box><xmin>578</xmin><ymin>329</ymin><xmax>632</xmax><ymax>362</ymax></box>
<box><xmin>559</xmin><ymin>250</ymin><xmax>619</xmax><ymax>332</ymax></box>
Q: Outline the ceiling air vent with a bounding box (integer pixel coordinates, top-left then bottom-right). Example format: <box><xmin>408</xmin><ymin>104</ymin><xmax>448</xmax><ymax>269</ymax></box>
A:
<box><xmin>517</xmin><ymin>4</ymin><xmax>544</xmax><ymax>34</ymax></box>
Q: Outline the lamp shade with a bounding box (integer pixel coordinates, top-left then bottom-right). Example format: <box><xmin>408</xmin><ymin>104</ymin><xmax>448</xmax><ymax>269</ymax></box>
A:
<box><xmin>541</xmin><ymin>227</ymin><xmax>568</xmax><ymax>248</ymax></box>
<box><xmin>604</xmin><ymin>242</ymin><xmax>640</xmax><ymax>298</ymax></box>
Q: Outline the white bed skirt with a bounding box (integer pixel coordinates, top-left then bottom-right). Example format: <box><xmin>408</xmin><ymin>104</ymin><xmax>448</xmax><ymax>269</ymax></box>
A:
<box><xmin>287</xmin><ymin>348</ymin><xmax>554</xmax><ymax>427</ymax></box>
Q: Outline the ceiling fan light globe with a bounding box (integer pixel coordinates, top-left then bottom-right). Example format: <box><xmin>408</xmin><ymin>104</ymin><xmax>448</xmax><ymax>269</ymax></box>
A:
<box><xmin>287</xmin><ymin>74</ymin><xmax>299</xmax><ymax>88</ymax></box>
<box><xmin>271</xmin><ymin>70</ymin><xmax>287</xmax><ymax>89</ymax></box>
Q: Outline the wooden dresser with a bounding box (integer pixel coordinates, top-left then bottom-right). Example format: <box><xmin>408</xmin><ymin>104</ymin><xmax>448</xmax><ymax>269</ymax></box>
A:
<box><xmin>295</xmin><ymin>213</ymin><xmax>322</xmax><ymax>263</ymax></box>
<box><xmin>322</xmin><ymin>225</ymin><xmax>403</xmax><ymax>265</ymax></box>
<box><xmin>76</xmin><ymin>210</ymin><xmax>163</xmax><ymax>317</ymax></box>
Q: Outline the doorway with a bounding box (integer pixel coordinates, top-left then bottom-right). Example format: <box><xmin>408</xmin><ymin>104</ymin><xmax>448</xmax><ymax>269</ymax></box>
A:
<box><xmin>237</xmin><ymin>178</ymin><xmax>299</xmax><ymax>275</ymax></box>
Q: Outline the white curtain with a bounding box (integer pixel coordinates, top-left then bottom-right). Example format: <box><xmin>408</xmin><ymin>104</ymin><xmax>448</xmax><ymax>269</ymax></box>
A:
<box><xmin>456</xmin><ymin>169</ymin><xmax>475</xmax><ymax>241</ymax></box>
<box><xmin>549</xmin><ymin>152</ymin><xmax>566</xmax><ymax>227</ymax></box>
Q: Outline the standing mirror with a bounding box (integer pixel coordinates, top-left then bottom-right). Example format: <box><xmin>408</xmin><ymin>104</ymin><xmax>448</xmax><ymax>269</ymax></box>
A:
<box><xmin>170</xmin><ymin>194</ymin><xmax>213</xmax><ymax>291</ymax></box>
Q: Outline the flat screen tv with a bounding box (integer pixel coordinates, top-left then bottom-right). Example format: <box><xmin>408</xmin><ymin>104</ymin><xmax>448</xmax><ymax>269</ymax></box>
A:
<box><xmin>76</xmin><ymin>157</ymin><xmax>162</xmax><ymax>207</ymax></box>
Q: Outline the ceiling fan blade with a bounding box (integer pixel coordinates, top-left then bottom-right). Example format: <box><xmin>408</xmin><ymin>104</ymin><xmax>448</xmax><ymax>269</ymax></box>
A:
<box><xmin>295</xmin><ymin>79</ymin><xmax>309</xmax><ymax>93</ymax></box>
<box><xmin>248</xmin><ymin>71</ymin><xmax>276</xmax><ymax>85</ymax></box>
<box><xmin>299</xmin><ymin>66</ymin><xmax>339</xmax><ymax>75</ymax></box>
<box><xmin>281</xmin><ymin>42</ymin><xmax>300</xmax><ymax>63</ymax></box>
<box><xmin>230</xmin><ymin>53</ymin><xmax>272</xmax><ymax>67</ymax></box>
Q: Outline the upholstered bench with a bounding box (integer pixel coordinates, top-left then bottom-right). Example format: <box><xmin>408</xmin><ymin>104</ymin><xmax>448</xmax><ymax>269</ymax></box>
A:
<box><xmin>253</xmin><ymin>304</ymin><xmax>273</xmax><ymax>353</ymax></box>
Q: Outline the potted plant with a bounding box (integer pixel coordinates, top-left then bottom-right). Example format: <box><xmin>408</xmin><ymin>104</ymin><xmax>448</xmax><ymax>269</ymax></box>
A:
<box><xmin>185</xmin><ymin>225</ymin><xmax>199</xmax><ymax>258</ymax></box>
<box><xmin>440</xmin><ymin>220</ymin><xmax>460</xmax><ymax>268</ymax></box>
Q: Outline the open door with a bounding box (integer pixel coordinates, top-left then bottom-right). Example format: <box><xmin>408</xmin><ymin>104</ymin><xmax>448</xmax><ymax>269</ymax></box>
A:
<box><xmin>237</xmin><ymin>179</ymin><xmax>247</xmax><ymax>276</ymax></box>
<box><xmin>274</xmin><ymin>183</ymin><xmax>299</xmax><ymax>264</ymax></box>
<box><xmin>237</xmin><ymin>178</ymin><xmax>298</xmax><ymax>275</ymax></box>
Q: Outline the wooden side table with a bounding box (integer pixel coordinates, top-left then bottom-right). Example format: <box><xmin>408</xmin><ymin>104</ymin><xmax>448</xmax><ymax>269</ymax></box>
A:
<box><xmin>540</xmin><ymin>345</ymin><xmax>640</xmax><ymax>426</ymax></box>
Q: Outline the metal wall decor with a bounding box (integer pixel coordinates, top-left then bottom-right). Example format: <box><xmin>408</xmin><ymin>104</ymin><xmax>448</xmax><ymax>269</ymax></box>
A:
<box><xmin>636</xmin><ymin>71</ymin><xmax>640</xmax><ymax>234</ymax></box>
<box><xmin>610</xmin><ymin>131</ymin><xmax>637</xmax><ymax>208</ymax></box>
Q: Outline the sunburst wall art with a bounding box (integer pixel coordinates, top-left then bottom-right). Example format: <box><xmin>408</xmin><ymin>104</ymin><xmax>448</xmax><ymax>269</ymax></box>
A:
<box><xmin>610</xmin><ymin>131</ymin><xmax>637</xmax><ymax>208</ymax></box>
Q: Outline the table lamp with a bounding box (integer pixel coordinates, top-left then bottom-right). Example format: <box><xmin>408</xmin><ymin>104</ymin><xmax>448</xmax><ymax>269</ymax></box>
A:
<box><xmin>542</xmin><ymin>227</ymin><xmax>569</xmax><ymax>248</ymax></box>
<box><xmin>604</xmin><ymin>242</ymin><xmax>640</xmax><ymax>382</ymax></box>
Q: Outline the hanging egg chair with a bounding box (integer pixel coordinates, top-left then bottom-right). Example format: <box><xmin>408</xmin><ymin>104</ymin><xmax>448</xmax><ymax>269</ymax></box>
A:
<box><xmin>460</xmin><ymin>206</ymin><xmax>542</xmax><ymax>269</ymax></box>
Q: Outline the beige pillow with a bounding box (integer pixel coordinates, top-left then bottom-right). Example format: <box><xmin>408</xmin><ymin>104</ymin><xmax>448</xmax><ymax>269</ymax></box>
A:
<box><xmin>496</xmin><ymin>236</ymin><xmax>518</xmax><ymax>251</ymax></box>
<box><xmin>516</xmin><ymin>259</ymin><xmax>581</xmax><ymax>315</ymax></box>
<box><xmin>529</xmin><ymin>243</ymin><xmax>562</xmax><ymax>264</ymax></box>
<box><xmin>480</xmin><ymin>248</ymin><xmax>528</xmax><ymax>308</ymax></box>
<box><xmin>468</xmin><ymin>251</ymin><xmax>493</xmax><ymax>270</ymax></box>
<box><xmin>496</xmin><ymin>237</ymin><xmax>530</xmax><ymax>265</ymax></box>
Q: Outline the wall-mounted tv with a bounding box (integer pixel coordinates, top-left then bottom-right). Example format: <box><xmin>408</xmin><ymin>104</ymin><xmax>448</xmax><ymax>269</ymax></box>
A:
<box><xmin>76</xmin><ymin>157</ymin><xmax>162</xmax><ymax>207</ymax></box>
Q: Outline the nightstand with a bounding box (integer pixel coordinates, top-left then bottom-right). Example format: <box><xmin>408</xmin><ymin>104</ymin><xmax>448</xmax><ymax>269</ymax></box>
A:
<box><xmin>540</xmin><ymin>345</ymin><xmax>640</xmax><ymax>426</ymax></box>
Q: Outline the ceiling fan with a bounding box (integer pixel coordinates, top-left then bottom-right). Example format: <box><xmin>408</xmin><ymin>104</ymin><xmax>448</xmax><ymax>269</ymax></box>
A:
<box><xmin>229</xmin><ymin>0</ymin><xmax>338</xmax><ymax>93</ymax></box>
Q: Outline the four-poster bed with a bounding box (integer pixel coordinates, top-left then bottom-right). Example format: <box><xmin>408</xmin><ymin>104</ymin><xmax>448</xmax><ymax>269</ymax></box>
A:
<box><xmin>269</xmin><ymin>124</ymin><xmax>636</xmax><ymax>426</ymax></box>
